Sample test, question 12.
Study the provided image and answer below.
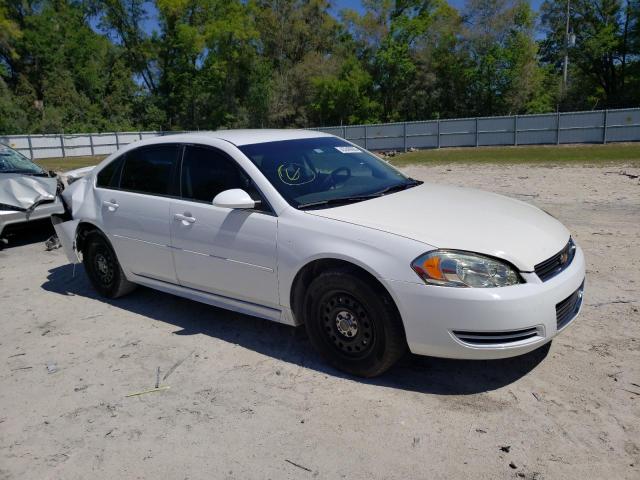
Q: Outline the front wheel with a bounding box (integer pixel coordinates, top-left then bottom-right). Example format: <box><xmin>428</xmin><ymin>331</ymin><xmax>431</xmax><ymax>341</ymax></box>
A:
<box><xmin>82</xmin><ymin>231</ymin><xmax>136</xmax><ymax>298</ymax></box>
<box><xmin>304</xmin><ymin>269</ymin><xmax>406</xmax><ymax>377</ymax></box>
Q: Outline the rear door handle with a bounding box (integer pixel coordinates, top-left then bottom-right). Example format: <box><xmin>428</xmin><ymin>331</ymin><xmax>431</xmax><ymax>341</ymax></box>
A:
<box><xmin>102</xmin><ymin>199</ymin><xmax>119</xmax><ymax>211</ymax></box>
<box><xmin>174</xmin><ymin>213</ymin><xmax>196</xmax><ymax>224</ymax></box>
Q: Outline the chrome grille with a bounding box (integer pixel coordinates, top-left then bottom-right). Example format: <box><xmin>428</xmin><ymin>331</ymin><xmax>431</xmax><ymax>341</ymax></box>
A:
<box><xmin>452</xmin><ymin>327</ymin><xmax>540</xmax><ymax>346</ymax></box>
<box><xmin>535</xmin><ymin>238</ymin><xmax>576</xmax><ymax>282</ymax></box>
<box><xmin>556</xmin><ymin>281</ymin><xmax>584</xmax><ymax>331</ymax></box>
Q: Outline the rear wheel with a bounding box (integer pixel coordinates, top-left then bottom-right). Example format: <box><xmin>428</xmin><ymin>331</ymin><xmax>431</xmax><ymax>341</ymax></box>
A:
<box><xmin>304</xmin><ymin>269</ymin><xmax>406</xmax><ymax>377</ymax></box>
<box><xmin>82</xmin><ymin>231</ymin><xmax>136</xmax><ymax>298</ymax></box>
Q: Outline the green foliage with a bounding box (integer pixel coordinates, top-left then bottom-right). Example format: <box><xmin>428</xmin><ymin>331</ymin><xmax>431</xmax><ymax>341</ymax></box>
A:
<box><xmin>0</xmin><ymin>0</ymin><xmax>638</xmax><ymax>135</ymax></box>
<box><xmin>310</xmin><ymin>57</ymin><xmax>381</xmax><ymax>125</ymax></box>
<box><xmin>1</xmin><ymin>0</ymin><xmax>139</xmax><ymax>133</ymax></box>
<box><xmin>540</xmin><ymin>0</ymin><xmax>640</xmax><ymax>109</ymax></box>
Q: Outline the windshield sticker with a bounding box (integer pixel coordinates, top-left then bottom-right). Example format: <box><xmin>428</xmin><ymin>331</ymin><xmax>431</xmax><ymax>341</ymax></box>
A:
<box><xmin>313</xmin><ymin>148</ymin><xmax>324</xmax><ymax>153</ymax></box>
<box><xmin>335</xmin><ymin>146</ymin><xmax>361</xmax><ymax>154</ymax></box>
<box><xmin>277</xmin><ymin>163</ymin><xmax>316</xmax><ymax>186</ymax></box>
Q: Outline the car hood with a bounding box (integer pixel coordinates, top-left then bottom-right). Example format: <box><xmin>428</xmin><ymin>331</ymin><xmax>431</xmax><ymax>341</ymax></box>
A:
<box><xmin>305</xmin><ymin>183</ymin><xmax>570</xmax><ymax>272</ymax></box>
<box><xmin>0</xmin><ymin>173</ymin><xmax>58</xmax><ymax>211</ymax></box>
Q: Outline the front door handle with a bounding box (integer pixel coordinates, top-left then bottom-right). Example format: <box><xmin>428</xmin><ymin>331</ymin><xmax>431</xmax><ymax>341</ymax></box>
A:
<box><xmin>174</xmin><ymin>213</ymin><xmax>196</xmax><ymax>224</ymax></box>
<box><xmin>102</xmin><ymin>199</ymin><xmax>119</xmax><ymax>211</ymax></box>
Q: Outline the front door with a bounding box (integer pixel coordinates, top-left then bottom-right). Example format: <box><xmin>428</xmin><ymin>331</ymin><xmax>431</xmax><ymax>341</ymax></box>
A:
<box><xmin>170</xmin><ymin>145</ymin><xmax>279</xmax><ymax>308</ymax></box>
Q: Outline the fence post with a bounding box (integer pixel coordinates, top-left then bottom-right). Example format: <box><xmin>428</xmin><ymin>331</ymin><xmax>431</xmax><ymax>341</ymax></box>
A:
<box><xmin>139</xmin><ymin>132</ymin><xmax>143</xmax><ymax>140</ymax></box>
<box><xmin>603</xmin><ymin>109</ymin><xmax>608</xmax><ymax>144</ymax></box>
<box><xmin>514</xmin><ymin>115</ymin><xmax>518</xmax><ymax>146</ymax></box>
<box><xmin>436</xmin><ymin>119</ymin><xmax>440</xmax><ymax>149</ymax></box>
<box><xmin>403</xmin><ymin>122</ymin><xmax>407</xmax><ymax>152</ymax></box>
<box><xmin>115</xmin><ymin>132</ymin><xmax>120</xmax><ymax>149</ymax></box>
<box><xmin>475</xmin><ymin>117</ymin><xmax>479</xmax><ymax>147</ymax></box>
<box><xmin>60</xmin><ymin>135</ymin><xmax>66</xmax><ymax>158</ymax></box>
<box><xmin>364</xmin><ymin>125</ymin><xmax>368</xmax><ymax>150</ymax></box>
<box><xmin>89</xmin><ymin>133</ymin><xmax>95</xmax><ymax>156</ymax></box>
<box><xmin>556</xmin><ymin>111</ymin><xmax>561</xmax><ymax>144</ymax></box>
<box><xmin>27</xmin><ymin>135</ymin><xmax>34</xmax><ymax>160</ymax></box>
<box><xmin>342</xmin><ymin>125</ymin><xmax>346</xmax><ymax>140</ymax></box>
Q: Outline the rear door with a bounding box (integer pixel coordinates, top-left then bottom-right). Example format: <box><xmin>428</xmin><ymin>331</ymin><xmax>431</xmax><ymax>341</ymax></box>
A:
<box><xmin>95</xmin><ymin>144</ymin><xmax>181</xmax><ymax>283</ymax></box>
<box><xmin>170</xmin><ymin>144</ymin><xmax>279</xmax><ymax>307</ymax></box>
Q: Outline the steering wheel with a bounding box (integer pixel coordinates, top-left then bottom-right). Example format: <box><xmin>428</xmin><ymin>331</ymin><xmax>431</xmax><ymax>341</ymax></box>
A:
<box><xmin>321</xmin><ymin>166</ymin><xmax>351</xmax><ymax>189</ymax></box>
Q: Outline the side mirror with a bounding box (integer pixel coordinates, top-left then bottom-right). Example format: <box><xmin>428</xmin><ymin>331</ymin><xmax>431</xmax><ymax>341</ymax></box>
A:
<box><xmin>212</xmin><ymin>189</ymin><xmax>256</xmax><ymax>209</ymax></box>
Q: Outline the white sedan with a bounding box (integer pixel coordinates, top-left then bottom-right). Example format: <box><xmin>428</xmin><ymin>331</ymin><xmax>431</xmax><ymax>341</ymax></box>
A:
<box><xmin>55</xmin><ymin>130</ymin><xmax>585</xmax><ymax>377</ymax></box>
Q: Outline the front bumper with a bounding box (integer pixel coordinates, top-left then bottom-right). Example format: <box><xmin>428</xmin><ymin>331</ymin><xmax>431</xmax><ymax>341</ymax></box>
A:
<box><xmin>387</xmin><ymin>245</ymin><xmax>586</xmax><ymax>359</ymax></box>
<box><xmin>0</xmin><ymin>199</ymin><xmax>65</xmax><ymax>237</ymax></box>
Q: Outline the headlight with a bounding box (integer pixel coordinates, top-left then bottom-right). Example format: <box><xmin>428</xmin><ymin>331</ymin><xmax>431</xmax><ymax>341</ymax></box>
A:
<box><xmin>411</xmin><ymin>250</ymin><xmax>522</xmax><ymax>288</ymax></box>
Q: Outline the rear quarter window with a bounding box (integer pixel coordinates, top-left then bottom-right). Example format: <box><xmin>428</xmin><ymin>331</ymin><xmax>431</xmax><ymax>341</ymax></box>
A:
<box><xmin>96</xmin><ymin>156</ymin><xmax>124</xmax><ymax>188</ymax></box>
<box><xmin>119</xmin><ymin>145</ymin><xmax>180</xmax><ymax>196</ymax></box>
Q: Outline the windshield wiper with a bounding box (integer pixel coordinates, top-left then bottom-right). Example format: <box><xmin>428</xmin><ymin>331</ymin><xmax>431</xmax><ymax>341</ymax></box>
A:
<box><xmin>373</xmin><ymin>178</ymin><xmax>423</xmax><ymax>196</ymax></box>
<box><xmin>298</xmin><ymin>195</ymin><xmax>381</xmax><ymax>210</ymax></box>
<box><xmin>298</xmin><ymin>179</ymin><xmax>423</xmax><ymax>210</ymax></box>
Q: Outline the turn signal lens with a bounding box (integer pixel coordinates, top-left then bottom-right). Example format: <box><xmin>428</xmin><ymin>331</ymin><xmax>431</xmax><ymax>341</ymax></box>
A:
<box><xmin>411</xmin><ymin>250</ymin><xmax>522</xmax><ymax>288</ymax></box>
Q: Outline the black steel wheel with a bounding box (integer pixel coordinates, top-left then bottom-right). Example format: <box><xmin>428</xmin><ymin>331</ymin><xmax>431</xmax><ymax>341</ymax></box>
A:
<box><xmin>319</xmin><ymin>292</ymin><xmax>375</xmax><ymax>358</ymax></box>
<box><xmin>304</xmin><ymin>268</ymin><xmax>406</xmax><ymax>377</ymax></box>
<box><xmin>93</xmin><ymin>244</ymin><xmax>116</xmax><ymax>287</ymax></box>
<box><xmin>83</xmin><ymin>231</ymin><xmax>136</xmax><ymax>299</ymax></box>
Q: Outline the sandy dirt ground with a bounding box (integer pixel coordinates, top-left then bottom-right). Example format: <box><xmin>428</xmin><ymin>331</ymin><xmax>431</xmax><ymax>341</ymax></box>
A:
<box><xmin>1</xmin><ymin>164</ymin><xmax>639</xmax><ymax>480</ymax></box>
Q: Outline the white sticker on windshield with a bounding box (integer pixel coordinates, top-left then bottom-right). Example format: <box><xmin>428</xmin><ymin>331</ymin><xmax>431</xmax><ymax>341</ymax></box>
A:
<box><xmin>335</xmin><ymin>146</ymin><xmax>361</xmax><ymax>154</ymax></box>
<box><xmin>313</xmin><ymin>148</ymin><xmax>324</xmax><ymax>153</ymax></box>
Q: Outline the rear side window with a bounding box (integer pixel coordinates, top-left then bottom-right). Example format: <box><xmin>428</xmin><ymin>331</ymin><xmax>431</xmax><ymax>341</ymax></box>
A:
<box><xmin>96</xmin><ymin>156</ymin><xmax>123</xmax><ymax>188</ymax></box>
<box><xmin>120</xmin><ymin>145</ymin><xmax>180</xmax><ymax>196</ymax></box>
<box><xmin>181</xmin><ymin>145</ymin><xmax>260</xmax><ymax>204</ymax></box>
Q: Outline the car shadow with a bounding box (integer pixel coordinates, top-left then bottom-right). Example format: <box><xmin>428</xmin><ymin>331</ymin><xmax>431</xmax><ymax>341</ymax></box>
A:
<box><xmin>42</xmin><ymin>264</ymin><xmax>550</xmax><ymax>395</ymax></box>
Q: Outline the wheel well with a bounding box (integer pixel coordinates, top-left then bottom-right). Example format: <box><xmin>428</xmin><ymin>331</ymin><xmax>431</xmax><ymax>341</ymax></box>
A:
<box><xmin>75</xmin><ymin>222</ymin><xmax>105</xmax><ymax>253</ymax></box>
<box><xmin>290</xmin><ymin>258</ymin><xmax>401</xmax><ymax>327</ymax></box>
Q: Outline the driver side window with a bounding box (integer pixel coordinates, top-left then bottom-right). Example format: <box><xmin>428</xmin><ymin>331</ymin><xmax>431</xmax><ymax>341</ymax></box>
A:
<box><xmin>181</xmin><ymin>145</ymin><xmax>266</xmax><ymax>210</ymax></box>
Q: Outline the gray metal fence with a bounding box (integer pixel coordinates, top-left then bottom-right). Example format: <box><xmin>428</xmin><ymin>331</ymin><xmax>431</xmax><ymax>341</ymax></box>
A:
<box><xmin>1</xmin><ymin>108</ymin><xmax>639</xmax><ymax>159</ymax></box>
<box><xmin>0</xmin><ymin>130</ymin><xmax>191</xmax><ymax>160</ymax></box>
<box><xmin>316</xmin><ymin>107</ymin><xmax>640</xmax><ymax>152</ymax></box>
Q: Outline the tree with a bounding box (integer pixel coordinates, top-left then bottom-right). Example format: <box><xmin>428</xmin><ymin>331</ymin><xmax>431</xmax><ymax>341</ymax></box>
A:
<box><xmin>0</xmin><ymin>1</ymin><xmax>139</xmax><ymax>133</ymax></box>
<box><xmin>310</xmin><ymin>57</ymin><xmax>381</xmax><ymax>125</ymax></box>
<box><xmin>540</xmin><ymin>0</ymin><xmax>640</xmax><ymax>109</ymax></box>
<box><xmin>252</xmin><ymin>0</ymin><xmax>341</xmax><ymax>127</ymax></box>
<box><xmin>463</xmin><ymin>0</ymin><xmax>552</xmax><ymax>115</ymax></box>
<box><xmin>401</xmin><ymin>1</ymin><xmax>475</xmax><ymax>119</ymax></box>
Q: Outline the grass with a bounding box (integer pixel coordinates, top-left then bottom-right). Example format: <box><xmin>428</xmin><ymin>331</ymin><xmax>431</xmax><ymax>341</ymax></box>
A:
<box><xmin>387</xmin><ymin>143</ymin><xmax>640</xmax><ymax>167</ymax></box>
<box><xmin>36</xmin><ymin>155</ymin><xmax>107</xmax><ymax>172</ymax></box>
<box><xmin>34</xmin><ymin>143</ymin><xmax>640</xmax><ymax>172</ymax></box>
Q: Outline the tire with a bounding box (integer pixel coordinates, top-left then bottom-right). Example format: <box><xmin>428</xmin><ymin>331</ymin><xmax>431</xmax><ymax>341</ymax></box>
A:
<box><xmin>82</xmin><ymin>231</ymin><xmax>136</xmax><ymax>299</ymax></box>
<box><xmin>303</xmin><ymin>268</ymin><xmax>406</xmax><ymax>377</ymax></box>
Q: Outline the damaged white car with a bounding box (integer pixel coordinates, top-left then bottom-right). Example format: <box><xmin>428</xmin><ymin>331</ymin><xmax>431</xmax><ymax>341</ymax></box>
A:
<box><xmin>0</xmin><ymin>144</ymin><xmax>65</xmax><ymax>241</ymax></box>
<box><xmin>54</xmin><ymin>130</ymin><xmax>585</xmax><ymax>377</ymax></box>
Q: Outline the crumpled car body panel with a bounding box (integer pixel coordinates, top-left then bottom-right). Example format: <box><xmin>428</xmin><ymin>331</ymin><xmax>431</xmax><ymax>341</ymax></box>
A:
<box><xmin>53</xmin><ymin>175</ymin><xmax>101</xmax><ymax>263</ymax></box>
<box><xmin>0</xmin><ymin>173</ymin><xmax>57</xmax><ymax>210</ymax></box>
<box><xmin>51</xmin><ymin>216</ymin><xmax>80</xmax><ymax>263</ymax></box>
<box><xmin>60</xmin><ymin>166</ymin><xmax>95</xmax><ymax>186</ymax></box>
<box><xmin>0</xmin><ymin>173</ymin><xmax>65</xmax><ymax>237</ymax></box>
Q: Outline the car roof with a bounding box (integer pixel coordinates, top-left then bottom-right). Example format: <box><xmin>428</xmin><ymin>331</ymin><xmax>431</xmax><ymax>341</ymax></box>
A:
<box><xmin>142</xmin><ymin>129</ymin><xmax>333</xmax><ymax>148</ymax></box>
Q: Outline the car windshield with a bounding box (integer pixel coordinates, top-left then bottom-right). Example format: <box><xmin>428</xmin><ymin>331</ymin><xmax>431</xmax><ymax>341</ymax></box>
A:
<box><xmin>239</xmin><ymin>137</ymin><xmax>419</xmax><ymax>209</ymax></box>
<box><xmin>0</xmin><ymin>145</ymin><xmax>46</xmax><ymax>175</ymax></box>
